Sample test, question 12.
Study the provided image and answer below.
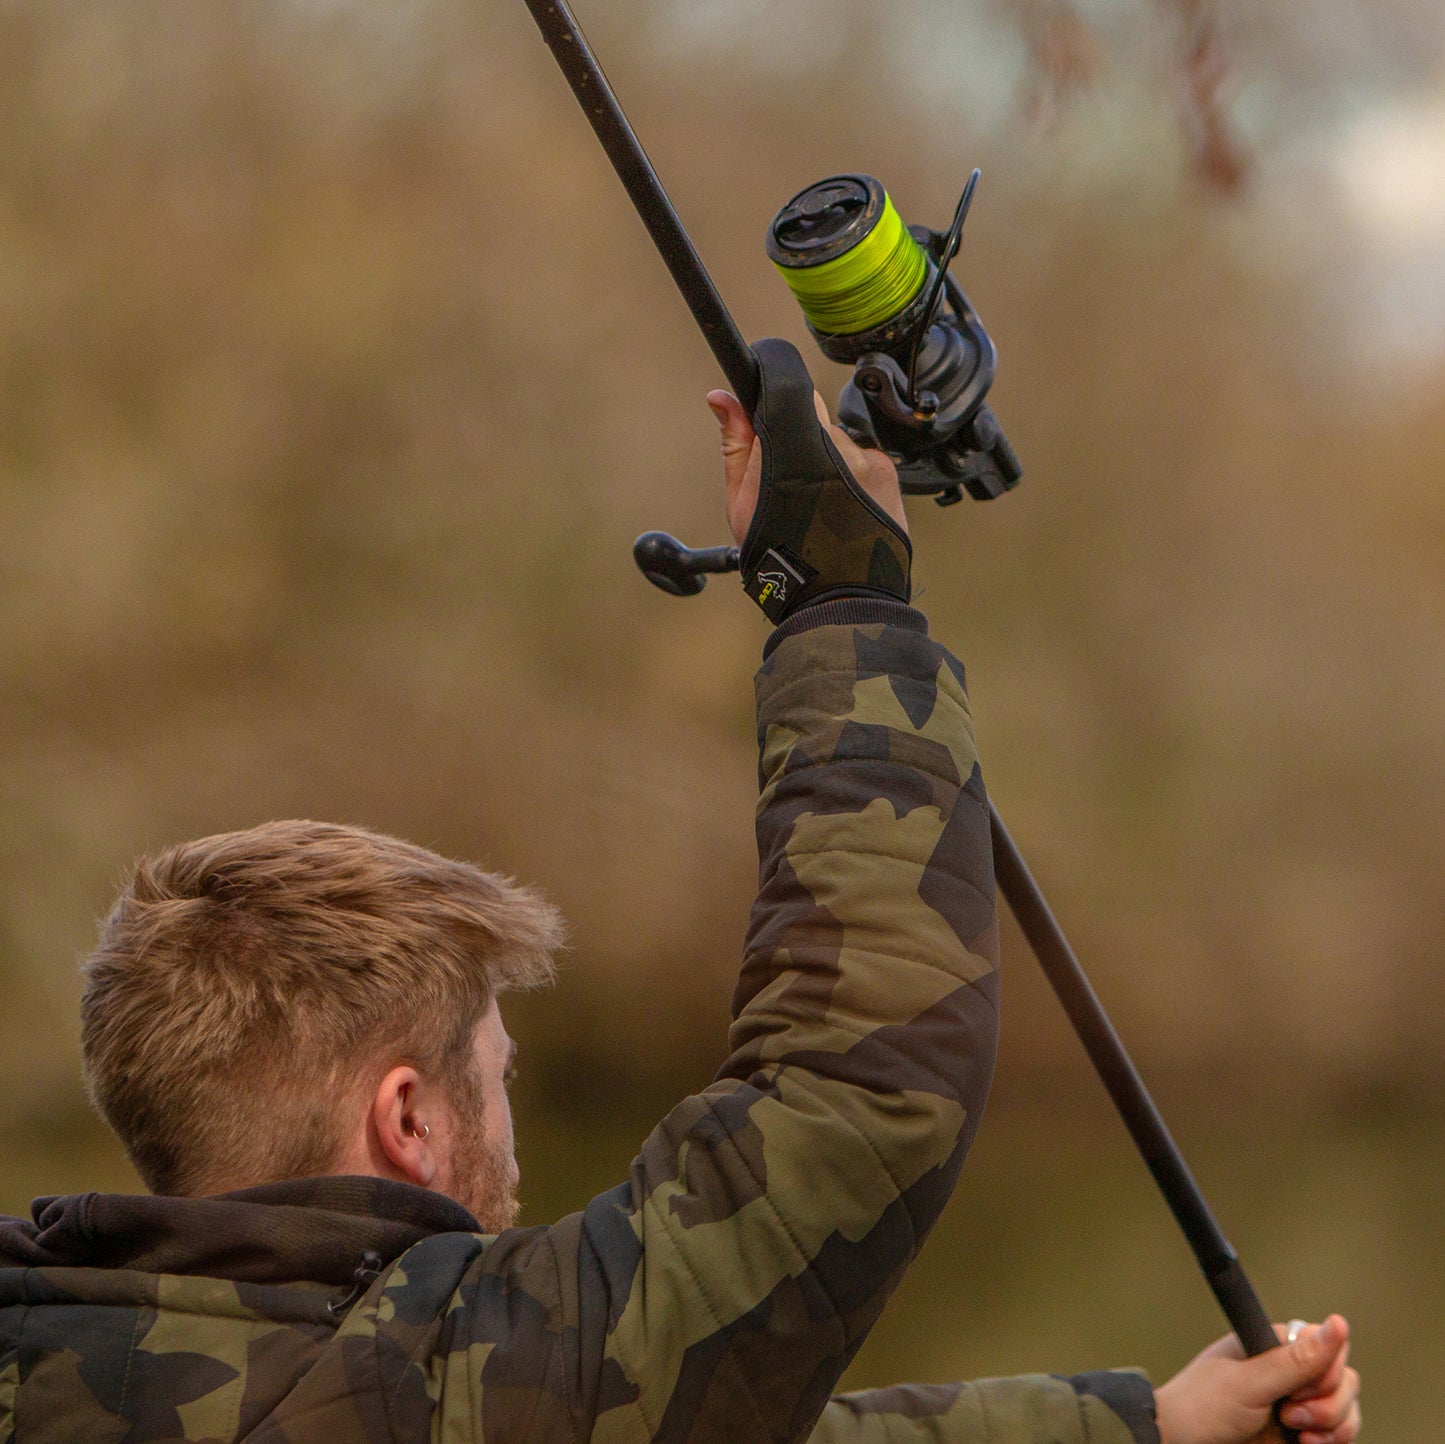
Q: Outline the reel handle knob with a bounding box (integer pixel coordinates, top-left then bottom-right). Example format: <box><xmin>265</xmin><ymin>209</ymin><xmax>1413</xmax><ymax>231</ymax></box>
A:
<box><xmin>633</xmin><ymin>532</ymin><xmax>741</xmax><ymax>597</ymax></box>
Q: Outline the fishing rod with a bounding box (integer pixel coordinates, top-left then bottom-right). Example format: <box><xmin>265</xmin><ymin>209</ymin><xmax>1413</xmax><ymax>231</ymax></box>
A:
<box><xmin>520</xmin><ymin>0</ymin><xmax>1293</xmax><ymax>1395</ymax></box>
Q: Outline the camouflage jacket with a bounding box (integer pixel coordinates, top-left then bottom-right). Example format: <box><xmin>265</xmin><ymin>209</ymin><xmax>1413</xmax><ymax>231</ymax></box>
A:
<box><xmin>0</xmin><ymin>601</ymin><xmax>1158</xmax><ymax>1444</ymax></box>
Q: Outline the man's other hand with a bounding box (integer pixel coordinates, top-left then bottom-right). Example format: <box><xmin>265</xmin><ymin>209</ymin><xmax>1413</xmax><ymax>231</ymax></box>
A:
<box><xmin>708</xmin><ymin>388</ymin><xmax>908</xmax><ymax>549</ymax></box>
<box><xmin>1155</xmin><ymin>1315</ymin><xmax>1360</xmax><ymax>1444</ymax></box>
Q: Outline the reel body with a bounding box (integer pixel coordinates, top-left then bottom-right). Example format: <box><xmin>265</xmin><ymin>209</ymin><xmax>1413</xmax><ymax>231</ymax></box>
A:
<box><xmin>767</xmin><ymin>174</ymin><xmax>1021</xmax><ymax>506</ymax></box>
<box><xmin>634</xmin><ymin>168</ymin><xmax>1022</xmax><ymax>598</ymax></box>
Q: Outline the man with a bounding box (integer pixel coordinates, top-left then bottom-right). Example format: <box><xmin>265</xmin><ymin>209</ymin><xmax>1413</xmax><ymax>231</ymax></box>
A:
<box><xmin>0</xmin><ymin>343</ymin><xmax>1359</xmax><ymax>1443</ymax></box>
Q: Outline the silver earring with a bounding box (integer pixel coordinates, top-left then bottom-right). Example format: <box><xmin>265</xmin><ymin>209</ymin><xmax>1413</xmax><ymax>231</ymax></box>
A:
<box><xmin>410</xmin><ymin>1123</ymin><xmax>430</xmax><ymax>1142</ymax></box>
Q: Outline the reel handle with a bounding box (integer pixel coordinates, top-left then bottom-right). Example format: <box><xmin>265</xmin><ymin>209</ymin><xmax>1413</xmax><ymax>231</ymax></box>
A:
<box><xmin>633</xmin><ymin>531</ymin><xmax>740</xmax><ymax>596</ymax></box>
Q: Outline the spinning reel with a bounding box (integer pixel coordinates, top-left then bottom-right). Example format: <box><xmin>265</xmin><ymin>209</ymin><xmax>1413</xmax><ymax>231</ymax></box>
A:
<box><xmin>769</xmin><ymin>170</ymin><xmax>1020</xmax><ymax>506</ymax></box>
<box><xmin>636</xmin><ymin>171</ymin><xmax>1022</xmax><ymax>597</ymax></box>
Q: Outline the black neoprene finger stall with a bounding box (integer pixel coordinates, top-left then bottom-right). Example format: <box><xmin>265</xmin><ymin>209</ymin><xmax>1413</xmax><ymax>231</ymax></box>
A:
<box><xmin>749</xmin><ymin>341</ymin><xmax>837</xmax><ymax>500</ymax></box>
<box><xmin>739</xmin><ymin>339</ymin><xmax>911</xmax><ymax>622</ymax></box>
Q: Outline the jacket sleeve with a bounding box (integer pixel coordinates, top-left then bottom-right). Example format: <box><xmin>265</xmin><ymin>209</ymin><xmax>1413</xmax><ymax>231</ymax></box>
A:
<box><xmin>809</xmin><ymin>1373</ymin><xmax>1160</xmax><ymax>1444</ymax></box>
<box><xmin>552</xmin><ymin>598</ymin><xmax>1002</xmax><ymax>1443</ymax></box>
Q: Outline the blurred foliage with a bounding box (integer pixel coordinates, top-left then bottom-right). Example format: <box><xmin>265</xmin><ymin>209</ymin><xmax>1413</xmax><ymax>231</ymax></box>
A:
<box><xmin>0</xmin><ymin>1</ymin><xmax>1441</xmax><ymax>1436</ymax></box>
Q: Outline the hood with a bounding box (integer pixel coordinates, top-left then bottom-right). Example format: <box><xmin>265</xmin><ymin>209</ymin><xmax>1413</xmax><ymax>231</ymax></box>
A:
<box><xmin>0</xmin><ymin>1178</ymin><xmax>490</xmax><ymax>1442</ymax></box>
<box><xmin>0</xmin><ymin>1174</ymin><xmax>481</xmax><ymax>1285</ymax></box>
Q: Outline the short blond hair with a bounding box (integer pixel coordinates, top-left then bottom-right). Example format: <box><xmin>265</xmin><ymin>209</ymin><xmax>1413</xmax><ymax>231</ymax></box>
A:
<box><xmin>81</xmin><ymin>820</ymin><xmax>562</xmax><ymax>1196</ymax></box>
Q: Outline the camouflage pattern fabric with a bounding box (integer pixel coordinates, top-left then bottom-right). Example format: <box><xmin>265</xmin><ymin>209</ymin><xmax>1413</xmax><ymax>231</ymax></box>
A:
<box><xmin>0</xmin><ymin>603</ymin><xmax>1157</xmax><ymax>1443</ymax></box>
<box><xmin>816</xmin><ymin>1374</ymin><xmax>1157</xmax><ymax>1443</ymax></box>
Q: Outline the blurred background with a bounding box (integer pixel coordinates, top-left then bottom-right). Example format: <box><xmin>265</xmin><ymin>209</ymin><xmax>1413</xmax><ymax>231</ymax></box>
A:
<box><xmin>1</xmin><ymin>0</ymin><xmax>1440</xmax><ymax>1433</ymax></box>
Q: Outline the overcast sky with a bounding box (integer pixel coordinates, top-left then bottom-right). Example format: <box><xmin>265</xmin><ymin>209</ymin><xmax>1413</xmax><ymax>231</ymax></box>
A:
<box><xmin>648</xmin><ymin>0</ymin><xmax>1445</xmax><ymax>372</ymax></box>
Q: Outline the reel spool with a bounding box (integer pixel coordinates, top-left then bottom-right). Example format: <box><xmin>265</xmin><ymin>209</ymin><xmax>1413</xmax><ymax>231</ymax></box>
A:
<box><xmin>767</xmin><ymin>172</ymin><xmax>1022</xmax><ymax>506</ymax></box>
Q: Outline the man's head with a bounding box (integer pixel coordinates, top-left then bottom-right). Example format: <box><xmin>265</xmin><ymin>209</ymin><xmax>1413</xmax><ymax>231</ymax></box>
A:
<box><xmin>80</xmin><ymin>820</ymin><xmax>563</xmax><ymax>1228</ymax></box>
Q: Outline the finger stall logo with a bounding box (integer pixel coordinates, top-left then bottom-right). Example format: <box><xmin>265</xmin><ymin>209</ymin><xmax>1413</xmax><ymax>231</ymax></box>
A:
<box><xmin>756</xmin><ymin>570</ymin><xmax>789</xmax><ymax>606</ymax></box>
<box><xmin>747</xmin><ymin>547</ymin><xmax>814</xmax><ymax>620</ymax></box>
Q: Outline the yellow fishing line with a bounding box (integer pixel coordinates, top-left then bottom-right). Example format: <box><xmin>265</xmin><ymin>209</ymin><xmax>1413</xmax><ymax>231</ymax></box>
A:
<box><xmin>773</xmin><ymin>193</ymin><xmax>927</xmax><ymax>335</ymax></box>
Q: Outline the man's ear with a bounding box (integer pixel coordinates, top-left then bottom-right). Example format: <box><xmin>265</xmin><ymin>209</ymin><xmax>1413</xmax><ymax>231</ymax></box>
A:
<box><xmin>370</xmin><ymin>1065</ymin><xmax>438</xmax><ymax>1188</ymax></box>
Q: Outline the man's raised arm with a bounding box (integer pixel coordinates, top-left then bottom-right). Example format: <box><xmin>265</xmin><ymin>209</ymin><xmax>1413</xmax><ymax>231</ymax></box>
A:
<box><xmin>537</xmin><ymin>342</ymin><xmax>1002</xmax><ymax>1439</ymax></box>
<box><xmin>563</xmin><ymin>596</ymin><xmax>1000</xmax><ymax>1439</ymax></box>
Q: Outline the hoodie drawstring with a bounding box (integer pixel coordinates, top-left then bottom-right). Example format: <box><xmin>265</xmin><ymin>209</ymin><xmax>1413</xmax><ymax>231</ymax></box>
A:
<box><xmin>327</xmin><ymin>1249</ymin><xmax>384</xmax><ymax>1319</ymax></box>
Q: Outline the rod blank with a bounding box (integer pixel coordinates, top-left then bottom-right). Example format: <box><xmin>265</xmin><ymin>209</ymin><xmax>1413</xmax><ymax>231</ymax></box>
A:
<box><xmin>988</xmin><ymin>803</ymin><xmax>1281</xmax><ymax>1358</ymax></box>
<box><xmin>522</xmin><ymin>0</ymin><xmax>760</xmax><ymax>411</ymax></box>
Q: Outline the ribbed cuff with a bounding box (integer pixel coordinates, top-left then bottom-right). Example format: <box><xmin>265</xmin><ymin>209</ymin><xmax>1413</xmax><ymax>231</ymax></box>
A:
<box><xmin>762</xmin><ymin>595</ymin><xmax>928</xmax><ymax>659</ymax></box>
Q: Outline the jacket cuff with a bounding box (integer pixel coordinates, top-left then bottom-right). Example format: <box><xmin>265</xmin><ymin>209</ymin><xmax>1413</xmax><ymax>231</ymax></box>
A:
<box><xmin>763</xmin><ymin>596</ymin><xmax>928</xmax><ymax>658</ymax></box>
<box><xmin>1060</xmin><ymin>1370</ymin><xmax>1160</xmax><ymax>1444</ymax></box>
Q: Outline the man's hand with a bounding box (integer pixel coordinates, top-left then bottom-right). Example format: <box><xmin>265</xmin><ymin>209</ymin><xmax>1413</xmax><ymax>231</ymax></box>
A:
<box><xmin>708</xmin><ymin>389</ymin><xmax>907</xmax><ymax>548</ymax></box>
<box><xmin>1155</xmin><ymin>1315</ymin><xmax>1360</xmax><ymax>1444</ymax></box>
